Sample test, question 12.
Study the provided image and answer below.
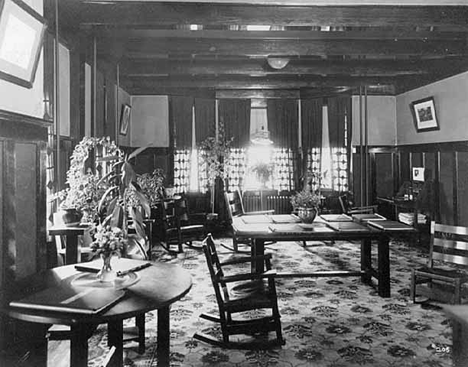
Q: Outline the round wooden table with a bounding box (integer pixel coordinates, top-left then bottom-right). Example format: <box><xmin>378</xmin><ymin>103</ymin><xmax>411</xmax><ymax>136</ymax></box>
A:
<box><xmin>4</xmin><ymin>260</ymin><xmax>192</xmax><ymax>367</ymax></box>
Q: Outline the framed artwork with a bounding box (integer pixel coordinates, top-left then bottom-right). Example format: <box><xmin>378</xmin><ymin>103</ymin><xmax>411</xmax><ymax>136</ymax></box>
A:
<box><xmin>412</xmin><ymin>167</ymin><xmax>425</xmax><ymax>182</ymax></box>
<box><xmin>0</xmin><ymin>0</ymin><xmax>47</xmax><ymax>88</ymax></box>
<box><xmin>119</xmin><ymin>104</ymin><xmax>131</xmax><ymax>135</ymax></box>
<box><xmin>410</xmin><ymin>96</ymin><xmax>439</xmax><ymax>132</ymax></box>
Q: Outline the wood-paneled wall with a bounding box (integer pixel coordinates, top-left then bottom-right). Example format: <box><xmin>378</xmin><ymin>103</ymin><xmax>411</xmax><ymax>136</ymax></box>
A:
<box><xmin>353</xmin><ymin>141</ymin><xmax>468</xmax><ymax>227</ymax></box>
<box><xmin>0</xmin><ymin>110</ymin><xmax>50</xmax><ymax>352</ymax></box>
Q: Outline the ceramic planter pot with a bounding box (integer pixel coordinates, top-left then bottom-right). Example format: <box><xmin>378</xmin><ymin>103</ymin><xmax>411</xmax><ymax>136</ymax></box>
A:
<box><xmin>60</xmin><ymin>208</ymin><xmax>83</xmax><ymax>227</ymax></box>
<box><xmin>297</xmin><ymin>207</ymin><xmax>317</xmax><ymax>223</ymax></box>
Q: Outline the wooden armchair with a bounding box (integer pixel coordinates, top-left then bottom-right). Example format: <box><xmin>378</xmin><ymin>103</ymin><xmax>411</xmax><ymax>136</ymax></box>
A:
<box><xmin>224</xmin><ymin>189</ymin><xmax>274</xmax><ymax>252</ymax></box>
<box><xmin>193</xmin><ymin>234</ymin><xmax>284</xmax><ymax>349</ymax></box>
<box><xmin>162</xmin><ymin>195</ymin><xmax>206</xmax><ymax>253</ymax></box>
<box><xmin>339</xmin><ymin>193</ymin><xmax>377</xmax><ymax>215</ymax></box>
<box><xmin>411</xmin><ymin>221</ymin><xmax>468</xmax><ymax>304</ymax></box>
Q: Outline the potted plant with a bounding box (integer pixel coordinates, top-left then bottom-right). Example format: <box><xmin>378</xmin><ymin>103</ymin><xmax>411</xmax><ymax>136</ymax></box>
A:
<box><xmin>290</xmin><ymin>171</ymin><xmax>322</xmax><ymax>223</ymax></box>
<box><xmin>251</xmin><ymin>162</ymin><xmax>274</xmax><ymax>188</ymax></box>
<box><xmin>97</xmin><ymin>146</ymin><xmax>150</xmax><ymax>250</ymax></box>
<box><xmin>199</xmin><ymin>121</ymin><xmax>233</xmax><ymax>215</ymax></box>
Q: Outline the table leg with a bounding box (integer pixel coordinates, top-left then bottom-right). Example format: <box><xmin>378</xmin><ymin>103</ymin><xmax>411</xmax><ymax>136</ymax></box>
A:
<box><xmin>70</xmin><ymin>324</ymin><xmax>91</xmax><ymax>367</ymax></box>
<box><xmin>108</xmin><ymin>320</ymin><xmax>124</xmax><ymax>367</ymax></box>
<box><xmin>251</xmin><ymin>239</ymin><xmax>265</xmax><ymax>273</ymax></box>
<box><xmin>360</xmin><ymin>239</ymin><xmax>372</xmax><ymax>284</ymax></box>
<box><xmin>157</xmin><ymin>306</ymin><xmax>170</xmax><ymax>367</ymax></box>
<box><xmin>65</xmin><ymin>234</ymin><xmax>79</xmax><ymax>265</ymax></box>
<box><xmin>377</xmin><ymin>237</ymin><xmax>391</xmax><ymax>298</ymax></box>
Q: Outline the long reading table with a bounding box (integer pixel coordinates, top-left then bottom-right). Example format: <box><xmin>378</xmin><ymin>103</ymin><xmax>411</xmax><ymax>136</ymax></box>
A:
<box><xmin>231</xmin><ymin>213</ymin><xmax>415</xmax><ymax>298</ymax></box>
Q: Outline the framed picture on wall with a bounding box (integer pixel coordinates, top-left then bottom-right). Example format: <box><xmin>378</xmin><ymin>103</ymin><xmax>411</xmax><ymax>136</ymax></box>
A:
<box><xmin>119</xmin><ymin>104</ymin><xmax>131</xmax><ymax>135</ymax></box>
<box><xmin>0</xmin><ymin>0</ymin><xmax>47</xmax><ymax>88</ymax></box>
<box><xmin>410</xmin><ymin>96</ymin><xmax>439</xmax><ymax>132</ymax></box>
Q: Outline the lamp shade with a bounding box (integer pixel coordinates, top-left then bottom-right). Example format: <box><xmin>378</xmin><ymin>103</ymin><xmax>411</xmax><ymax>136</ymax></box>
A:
<box><xmin>267</xmin><ymin>57</ymin><xmax>289</xmax><ymax>70</ymax></box>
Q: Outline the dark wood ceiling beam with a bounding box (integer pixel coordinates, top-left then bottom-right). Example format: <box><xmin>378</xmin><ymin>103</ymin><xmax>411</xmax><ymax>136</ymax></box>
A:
<box><xmin>118</xmin><ymin>38</ymin><xmax>465</xmax><ymax>58</ymax></box>
<box><xmin>60</xmin><ymin>2</ymin><xmax>468</xmax><ymax>31</ymax></box>
<box><xmin>120</xmin><ymin>75</ymin><xmax>404</xmax><ymax>90</ymax></box>
<box><xmin>216</xmin><ymin>89</ymin><xmax>301</xmax><ymax>99</ymax></box>
<box><xmin>96</xmin><ymin>29</ymin><xmax>466</xmax><ymax>41</ymax></box>
<box><xmin>119</xmin><ymin>58</ymin><xmax>468</xmax><ymax>77</ymax></box>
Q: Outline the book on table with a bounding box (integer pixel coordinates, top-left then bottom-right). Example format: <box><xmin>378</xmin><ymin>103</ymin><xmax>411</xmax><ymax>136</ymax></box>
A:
<box><xmin>326</xmin><ymin>221</ymin><xmax>371</xmax><ymax>232</ymax></box>
<box><xmin>351</xmin><ymin>213</ymin><xmax>387</xmax><ymax>222</ymax></box>
<box><xmin>241</xmin><ymin>215</ymin><xmax>271</xmax><ymax>224</ymax></box>
<box><xmin>9</xmin><ymin>283</ymin><xmax>126</xmax><ymax>314</ymax></box>
<box><xmin>268</xmin><ymin>224</ymin><xmax>302</xmax><ymax>233</ymax></box>
<box><xmin>75</xmin><ymin>257</ymin><xmax>152</xmax><ymax>275</ymax></box>
<box><xmin>270</xmin><ymin>214</ymin><xmax>301</xmax><ymax>223</ymax></box>
<box><xmin>367</xmin><ymin>220</ymin><xmax>414</xmax><ymax>231</ymax></box>
<box><xmin>319</xmin><ymin>214</ymin><xmax>353</xmax><ymax>222</ymax></box>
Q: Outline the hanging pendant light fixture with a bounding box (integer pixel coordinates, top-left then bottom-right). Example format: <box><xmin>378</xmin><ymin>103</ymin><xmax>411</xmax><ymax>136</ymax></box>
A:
<box><xmin>267</xmin><ymin>57</ymin><xmax>290</xmax><ymax>70</ymax></box>
<box><xmin>251</xmin><ymin>126</ymin><xmax>273</xmax><ymax>145</ymax></box>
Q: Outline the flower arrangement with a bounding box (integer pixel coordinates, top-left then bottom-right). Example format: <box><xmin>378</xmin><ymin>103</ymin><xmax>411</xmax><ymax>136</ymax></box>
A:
<box><xmin>90</xmin><ymin>224</ymin><xmax>127</xmax><ymax>259</ymax></box>
<box><xmin>290</xmin><ymin>188</ymin><xmax>321</xmax><ymax>209</ymax></box>
<box><xmin>290</xmin><ymin>170</ymin><xmax>322</xmax><ymax>209</ymax></box>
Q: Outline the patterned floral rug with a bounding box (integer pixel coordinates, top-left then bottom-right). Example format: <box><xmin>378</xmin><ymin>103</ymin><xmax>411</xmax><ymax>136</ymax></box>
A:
<box><xmin>51</xmin><ymin>237</ymin><xmax>455</xmax><ymax>367</ymax></box>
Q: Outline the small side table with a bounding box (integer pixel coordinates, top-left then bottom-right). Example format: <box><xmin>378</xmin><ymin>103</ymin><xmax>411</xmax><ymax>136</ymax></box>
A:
<box><xmin>49</xmin><ymin>224</ymin><xmax>94</xmax><ymax>265</ymax></box>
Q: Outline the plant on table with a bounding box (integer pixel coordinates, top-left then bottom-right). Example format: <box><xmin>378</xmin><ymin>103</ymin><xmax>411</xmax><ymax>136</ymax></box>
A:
<box><xmin>85</xmin><ymin>145</ymin><xmax>151</xmax><ymax>282</ymax></box>
<box><xmin>290</xmin><ymin>170</ymin><xmax>322</xmax><ymax>223</ymax></box>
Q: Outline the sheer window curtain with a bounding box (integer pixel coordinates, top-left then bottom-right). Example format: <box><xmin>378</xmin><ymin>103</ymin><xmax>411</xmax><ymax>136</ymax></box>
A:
<box><xmin>328</xmin><ymin>96</ymin><xmax>352</xmax><ymax>192</ymax></box>
<box><xmin>267</xmin><ymin>99</ymin><xmax>299</xmax><ymax>191</ymax></box>
<box><xmin>301</xmin><ymin>98</ymin><xmax>323</xmax><ymax>191</ymax></box>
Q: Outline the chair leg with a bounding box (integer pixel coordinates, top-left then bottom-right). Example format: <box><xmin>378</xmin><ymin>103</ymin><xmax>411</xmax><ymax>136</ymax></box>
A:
<box><xmin>233</xmin><ymin>238</ymin><xmax>238</xmax><ymax>253</ymax></box>
<box><xmin>136</xmin><ymin>314</ymin><xmax>145</xmax><ymax>354</ymax></box>
<box><xmin>454</xmin><ymin>279</ymin><xmax>461</xmax><ymax>304</ymax></box>
<box><xmin>410</xmin><ymin>270</ymin><xmax>417</xmax><ymax>303</ymax></box>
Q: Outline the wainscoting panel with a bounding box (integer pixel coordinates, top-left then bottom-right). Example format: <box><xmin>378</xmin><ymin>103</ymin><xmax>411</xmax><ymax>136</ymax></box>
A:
<box><xmin>457</xmin><ymin>152</ymin><xmax>468</xmax><ymax>226</ymax></box>
<box><xmin>439</xmin><ymin>151</ymin><xmax>455</xmax><ymax>225</ymax></box>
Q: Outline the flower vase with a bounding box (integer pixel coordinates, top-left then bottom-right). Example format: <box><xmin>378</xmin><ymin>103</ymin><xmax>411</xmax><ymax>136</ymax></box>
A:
<box><xmin>97</xmin><ymin>255</ymin><xmax>117</xmax><ymax>282</ymax></box>
<box><xmin>297</xmin><ymin>207</ymin><xmax>317</xmax><ymax>224</ymax></box>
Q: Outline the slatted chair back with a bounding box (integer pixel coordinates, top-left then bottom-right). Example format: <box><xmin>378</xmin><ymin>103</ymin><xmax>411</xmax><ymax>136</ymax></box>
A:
<box><xmin>429</xmin><ymin>222</ymin><xmax>468</xmax><ymax>268</ymax></box>
<box><xmin>203</xmin><ymin>234</ymin><xmax>231</xmax><ymax>308</ymax></box>
<box><xmin>339</xmin><ymin>194</ymin><xmax>376</xmax><ymax>215</ymax></box>
<box><xmin>224</xmin><ymin>189</ymin><xmax>245</xmax><ymax>221</ymax></box>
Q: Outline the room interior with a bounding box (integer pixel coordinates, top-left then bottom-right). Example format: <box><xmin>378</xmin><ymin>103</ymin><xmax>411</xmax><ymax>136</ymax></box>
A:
<box><xmin>1</xmin><ymin>0</ymin><xmax>468</xmax><ymax>366</ymax></box>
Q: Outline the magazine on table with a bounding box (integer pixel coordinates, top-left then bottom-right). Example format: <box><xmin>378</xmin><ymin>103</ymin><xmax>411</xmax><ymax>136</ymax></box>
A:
<box><xmin>9</xmin><ymin>284</ymin><xmax>126</xmax><ymax>315</ymax></box>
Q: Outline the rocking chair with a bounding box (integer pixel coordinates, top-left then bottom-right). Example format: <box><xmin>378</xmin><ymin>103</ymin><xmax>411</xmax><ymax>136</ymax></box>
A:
<box><xmin>193</xmin><ymin>234</ymin><xmax>284</xmax><ymax>349</ymax></box>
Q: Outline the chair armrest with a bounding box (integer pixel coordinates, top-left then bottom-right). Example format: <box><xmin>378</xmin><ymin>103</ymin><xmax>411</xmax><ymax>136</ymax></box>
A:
<box><xmin>348</xmin><ymin>205</ymin><xmax>377</xmax><ymax>214</ymax></box>
<box><xmin>221</xmin><ymin>254</ymin><xmax>272</xmax><ymax>266</ymax></box>
<box><xmin>221</xmin><ymin>269</ymin><xmax>277</xmax><ymax>283</ymax></box>
<box><xmin>244</xmin><ymin>210</ymin><xmax>275</xmax><ymax>215</ymax></box>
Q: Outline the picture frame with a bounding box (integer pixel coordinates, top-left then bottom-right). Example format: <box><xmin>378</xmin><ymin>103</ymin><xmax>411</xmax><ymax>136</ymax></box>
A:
<box><xmin>119</xmin><ymin>104</ymin><xmax>131</xmax><ymax>135</ymax></box>
<box><xmin>412</xmin><ymin>167</ymin><xmax>425</xmax><ymax>182</ymax></box>
<box><xmin>0</xmin><ymin>0</ymin><xmax>47</xmax><ymax>88</ymax></box>
<box><xmin>410</xmin><ymin>96</ymin><xmax>439</xmax><ymax>132</ymax></box>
